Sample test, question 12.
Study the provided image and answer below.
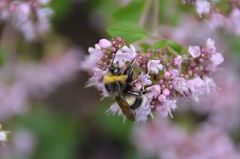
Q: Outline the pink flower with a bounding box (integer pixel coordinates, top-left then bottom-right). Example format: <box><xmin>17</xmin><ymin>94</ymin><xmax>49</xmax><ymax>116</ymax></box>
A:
<box><xmin>147</xmin><ymin>60</ymin><xmax>163</xmax><ymax>74</ymax></box>
<box><xmin>157</xmin><ymin>99</ymin><xmax>177</xmax><ymax>118</ymax></box>
<box><xmin>146</xmin><ymin>84</ymin><xmax>161</xmax><ymax>99</ymax></box>
<box><xmin>135</xmin><ymin>101</ymin><xmax>152</xmax><ymax>122</ymax></box>
<box><xmin>208</xmin><ymin>13</ymin><xmax>226</xmax><ymax>29</ymax></box>
<box><xmin>12</xmin><ymin>129</ymin><xmax>37</xmax><ymax>157</ymax></box>
<box><xmin>188</xmin><ymin>46</ymin><xmax>201</xmax><ymax>58</ymax></box>
<box><xmin>210</xmin><ymin>53</ymin><xmax>224</xmax><ymax>66</ymax></box>
<box><xmin>98</xmin><ymin>39</ymin><xmax>112</xmax><ymax>49</ymax></box>
<box><xmin>0</xmin><ymin>82</ymin><xmax>28</xmax><ymax>121</ymax></box>
<box><xmin>114</xmin><ymin>50</ymin><xmax>128</xmax><ymax>67</ymax></box>
<box><xmin>0</xmin><ymin>0</ymin><xmax>53</xmax><ymax>41</ymax></box>
<box><xmin>158</xmin><ymin>94</ymin><xmax>166</xmax><ymax>102</ymax></box>
<box><xmin>86</xmin><ymin>67</ymin><xmax>107</xmax><ymax>87</ymax></box>
<box><xmin>133</xmin><ymin>121</ymin><xmax>240</xmax><ymax>159</ymax></box>
<box><xmin>196</xmin><ymin>0</ymin><xmax>211</xmax><ymax>16</ymax></box>
<box><xmin>98</xmin><ymin>84</ymin><xmax>109</xmax><ymax>98</ymax></box>
<box><xmin>194</xmin><ymin>70</ymin><xmax>240</xmax><ymax>131</ymax></box>
<box><xmin>114</xmin><ymin>45</ymin><xmax>137</xmax><ymax>67</ymax></box>
<box><xmin>106</xmin><ymin>103</ymin><xmax>122</xmax><ymax>116</ymax></box>
<box><xmin>203</xmin><ymin>76</ymin><xmax>216</xmax><ymax>93</ymax></box>
<box><xmin>162</xmin><ymin>88</ymin><xmax>170</xmax><ymax>96</ymax></box>
<box><xmin>88</xmin><ymin>44</ymin><xmax>103</xmax><ymax>57</ymax></box>
<box><xmin>205</xmin><ymin>38</ymin><xmax>224</xmax><ymax>66</ymax></box>
<box><xmin>164</xmin><ymin>71</ymin><xmax>171</xmax><ymax>79</ymax></box>
<box><xmin>206</xmin><ymin>38</ymin><xmax>216</xmax><ymax>52</ymax></box>
<box><xmin>37</xmin><ymin>0</ymin><xmax>51</xmax><ymax>5</ymax></box>
<box><xmin>174</xmin><ymin>55</ymin><xmax>183</xmax><ymax>67</ymax></box>
<box><xmin>187</xmin><ymin>76</ymin><xmax>207</xmax><ymax>102</ymax></box>
<box><xmin>15</xmin><ymin>3</ymin><xmax>31</xmax><ymax>22</ymax></box>
<box><xmin>138</xmin><ymin>73</ymin><xmax>152</xmax><ymax>86</ymax></box>
<box><xmin>122</xmin><ymin>44</ymin><xmax>137</xmax><ymax>60</ymax></box>
<box><xmin>228</xmin><ymin>8</ymin><xmax>240</xmax><ymax>35</ymax></box>
<box><xmin>169</xmin><ymin>69</ymin><xmax>179</xmax><ymax>78</ymax></box>
<box><xmin>173</xmin><ymin>77</ymin><xmax>189</xmax><ymax>95</ymax></box>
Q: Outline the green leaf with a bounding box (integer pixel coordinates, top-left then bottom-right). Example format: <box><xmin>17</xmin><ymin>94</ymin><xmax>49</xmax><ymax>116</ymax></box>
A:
<box><xmin>152</xmin><ymin>40</ymin><xmax>169</xmax><ymax>49</ymax></box>
<box><xmin>113</xmin><ymin>0</ymin><xmax>145</xmax><ymax>23</ymax></box>
<box><xmin>167</xmin><ymin>40</ymin><xmax>184</xmax><ymax>52</ymax></box>
<box><xmin>51</xmin><ymin>0</ymin><xmax>71</xmax><ymax>22</ymax></box>
<box><xmin>216</xmin><ymin>0</ymin><xmax>232</xmax><ymax>14</ymax></box>
<box><xmin>107</xmin><ymin>22</ymin><xmax>148</xmax><ymax>43</ymax></box>
<box><xmin>14</xmin><ymin>109</ymin><xmax>81</xmax><ymax>159</ymax></box>
<box><xmin>92</xmin><ymin>0</ymin><xmax>119</xmax><ymax>23</ymax></box>
<box><xmin>94</xmin><ymin>98</ymin><xmax>132</xmax><ymax>139</ymax></box>
<box><xmin>226</xmin><ymin>35</ymin><xmax>240</xmax><ymax>55</ymax></box>
<box><xmin>152</xmin><ymin>39</ymin><xmax>184</xmax><ymax>53</ymax></box>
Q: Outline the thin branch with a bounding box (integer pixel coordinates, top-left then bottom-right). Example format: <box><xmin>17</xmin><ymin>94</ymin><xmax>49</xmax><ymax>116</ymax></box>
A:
<box><xmin>152</xmin><ymin>0</ymin><xmax>159</xmax><ymax>36</ymax></box>
<box><xmin>139</xmin><ymin>0</ymin><xmax>153</xmax><ymax>27</ymax></box>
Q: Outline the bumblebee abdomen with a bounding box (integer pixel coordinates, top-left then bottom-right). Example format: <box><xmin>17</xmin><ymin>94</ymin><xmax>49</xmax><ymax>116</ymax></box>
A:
<box><xmin>125</xmin><ymin>94</ymin><xmax>144</xmax><ymax>110</ymax></box>
<box><xmin>130</xmin><ymin>96</ymin><xmax>143</xmax><ymax>110</ymax></box>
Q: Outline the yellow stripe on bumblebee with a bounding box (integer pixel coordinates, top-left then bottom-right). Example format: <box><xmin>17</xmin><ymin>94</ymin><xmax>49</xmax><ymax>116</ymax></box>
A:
<box><xmin>103</xmin><ymin>75</ymin><xmax>128</xmax><ymax>83</ymax></box>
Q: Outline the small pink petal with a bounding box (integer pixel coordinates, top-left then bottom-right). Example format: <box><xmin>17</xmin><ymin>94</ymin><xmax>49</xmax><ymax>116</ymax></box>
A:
<box><xmin>99</xmin><ymin>39</ymin><xmax>112</xmax><ymax>48</ymax></box>
<box><xmin>163</xmin><ymin>88</ymin><xmax>170</xmax><ymax>96</ymax></box>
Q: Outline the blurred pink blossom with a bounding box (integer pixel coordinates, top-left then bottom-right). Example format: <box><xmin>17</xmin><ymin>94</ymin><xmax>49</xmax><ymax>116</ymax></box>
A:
<box><xmin>0</xmin><ymin>0</ymin><xmax>53</xmax><ymax>41</ymax></box>
<box><xmin>195</xmin><ymin>0</ymin><xmax>211</xmax><ymax>16</ymax></box>
<box><xmin>0</xmin><ymin>81</ymin><xmax>28</xmax><ymax>121</ymax></box>
<box><xmin>0</xmin><ymin>129</ymin><xmax>37</xmax><ymax>159</ymax></box>
<box><xmin>195</xmin><ymin>69</ymin><xmax>240</xmax><ymax>131</ymax></box>
<box><xmin>133</xmin><ymin>119</ymin><xmax>240</xmax><ymax>159</ymax></box>
<box><xmin>16</xmin><ymin>48</ymin><xmax>81</xmax><ymax>98</ymax></box>
<box><xmin>0</xmin><ymin>48</ymin><xmax>81</xmax><ymax>120</ymax></box>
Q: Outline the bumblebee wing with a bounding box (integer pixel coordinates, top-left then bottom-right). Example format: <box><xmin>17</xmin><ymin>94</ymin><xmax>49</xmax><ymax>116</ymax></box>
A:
<box><xmin>115</xmin><ymin>94</ymin><xmax>135</xmax><ymax>121</ymax></box>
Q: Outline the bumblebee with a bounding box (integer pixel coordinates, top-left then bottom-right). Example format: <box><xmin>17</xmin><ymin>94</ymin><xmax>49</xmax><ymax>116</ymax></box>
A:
<box><xmin>103</xmin><ymin>59</ymin><xmax>146</xmax><ymax>121</ymax></box>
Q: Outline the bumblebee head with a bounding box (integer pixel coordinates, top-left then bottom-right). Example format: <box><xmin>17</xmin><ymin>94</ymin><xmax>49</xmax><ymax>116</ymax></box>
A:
<box><xmin>109</xmin><ymin>65</ymin><xmax>121</xmax><ymax>75</ymax></box>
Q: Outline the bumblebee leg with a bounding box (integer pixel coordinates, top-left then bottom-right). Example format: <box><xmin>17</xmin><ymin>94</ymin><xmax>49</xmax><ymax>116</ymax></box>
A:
<box><xmin>142</xmin><ymin>90</ymin><xmax>148</xmax><ymax>95</ymax></box>
<box><xmin>116</xmin><ymin>82</ymin><xmax>121</xmax><ymax>94</ymax></box>
<box><xmin>127</xmin><ymin>91</ymin><xmax>141</xmax><ymax>96</ymax></box>
<box><xmin>128</xmin><ymin>90</ymin><xmax>147</xmax><ymax>95</ymax></box>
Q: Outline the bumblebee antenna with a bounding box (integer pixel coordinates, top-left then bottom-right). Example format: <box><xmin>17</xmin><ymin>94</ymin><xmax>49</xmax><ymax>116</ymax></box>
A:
<box><xmin>128</xmin><ymin>58</ymin><xmax>136</xmax><ymax>67</ymax></box>
<box><xmin>124</xmin><ymin>58</ymin><xmax>136</xmax><ymax>73</ymax></box>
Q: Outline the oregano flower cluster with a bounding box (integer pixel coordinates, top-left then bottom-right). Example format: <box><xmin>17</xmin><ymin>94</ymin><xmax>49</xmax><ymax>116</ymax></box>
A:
<box><xmin>0</xmin><ymin>0</ymin><xmax>53</xmax><ymax>41</ymax></box>
<box><xmin>82</xmin><ymin>37</ymin><xmax>223</xmax><ymax>122</ymax></box>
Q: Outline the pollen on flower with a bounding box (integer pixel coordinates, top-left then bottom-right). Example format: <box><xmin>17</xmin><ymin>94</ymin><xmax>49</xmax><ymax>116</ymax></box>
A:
<box><xmin>82</xmin><ymin>37</ymin><xmax>224</xmax><ymax>122</ymax></box>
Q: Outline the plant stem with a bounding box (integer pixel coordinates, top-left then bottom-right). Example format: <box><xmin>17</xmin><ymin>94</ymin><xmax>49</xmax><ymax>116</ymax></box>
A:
<box><xmin>139</xmin><ymin>0</ymin><xmax>152</xmax><ymax>27</ymax></box>
<box><xmin>152</xmin><ymin>0</ymin><xmax>159</xmax><ymax>36</ymax></box>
